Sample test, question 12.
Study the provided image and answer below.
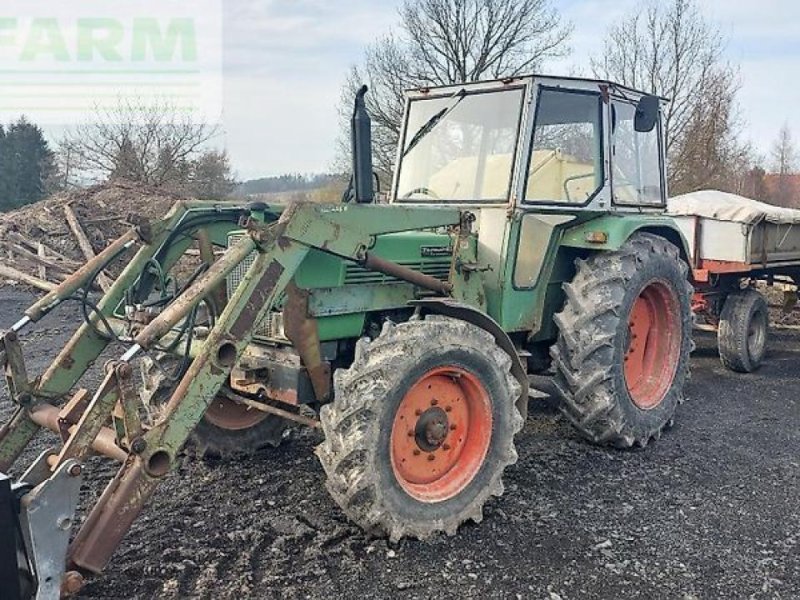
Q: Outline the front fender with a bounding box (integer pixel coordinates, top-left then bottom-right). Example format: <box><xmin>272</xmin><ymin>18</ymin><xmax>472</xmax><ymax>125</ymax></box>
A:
<box><xmin>410</xmin><ymin>298</ymin><xmax>529</xmax><ymax>421</ymax></box>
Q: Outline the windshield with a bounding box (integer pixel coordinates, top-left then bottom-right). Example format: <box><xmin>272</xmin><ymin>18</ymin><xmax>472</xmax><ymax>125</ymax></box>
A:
<box><xmin>395</xmin><ymin>88</ymin><xmax>524</xmax><ymax>202</ymax></box>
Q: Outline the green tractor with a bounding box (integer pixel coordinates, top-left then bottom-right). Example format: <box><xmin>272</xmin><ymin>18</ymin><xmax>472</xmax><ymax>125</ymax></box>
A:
<box><xmin>0</xmin><ymin>75</ymin><xmax>692</xmax><ymax>596</ymax></box>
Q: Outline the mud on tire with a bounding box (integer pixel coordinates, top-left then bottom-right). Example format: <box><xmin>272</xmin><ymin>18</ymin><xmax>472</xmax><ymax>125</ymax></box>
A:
<box><xmin>316</xmin><ymin>315</ymin><xmax>523</xmax><ymax>541</ymax></box>
<box><xmin>551</xmin><ymin>232</ymin><xmax>693</xmax><ymax>448</ymax></box>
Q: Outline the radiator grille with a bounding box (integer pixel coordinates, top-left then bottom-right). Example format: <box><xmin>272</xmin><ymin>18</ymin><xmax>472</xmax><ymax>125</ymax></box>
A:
<box><xmin>226</xmin><ymin>234</ymin><xmax>278</xmax><ymax>338</ymax></box>
<box><xmin>344</xmin><ymin>259</ymin><xmax>451</xmax><ymax>285</ymax></box>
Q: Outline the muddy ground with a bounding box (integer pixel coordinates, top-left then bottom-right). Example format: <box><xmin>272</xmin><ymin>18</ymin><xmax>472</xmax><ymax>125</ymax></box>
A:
<box><xmin>1</xmin><ymin>287</ymin><xmax>798</xmax><ymax>599</ymax></box>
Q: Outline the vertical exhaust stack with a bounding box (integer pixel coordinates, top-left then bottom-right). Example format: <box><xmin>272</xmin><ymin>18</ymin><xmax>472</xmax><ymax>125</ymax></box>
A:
<box><xmin>350</xmin><ymin>85</ymin><xmax>374</xmax><ymax>204</ymax></box>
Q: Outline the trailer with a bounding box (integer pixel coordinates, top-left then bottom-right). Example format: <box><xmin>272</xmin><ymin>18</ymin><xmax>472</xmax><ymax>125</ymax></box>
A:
<box><xmin>668</xmin><ymin>191</ymin><xmax>800</xmax><ymax>372</ymax></box>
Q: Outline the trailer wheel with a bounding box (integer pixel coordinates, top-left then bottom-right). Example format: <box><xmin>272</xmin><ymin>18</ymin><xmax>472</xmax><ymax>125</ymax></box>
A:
<box><xmin>552</xmin><ymin>232</ymin><xmax>693</xmax><ymax>448</ymax></box>
<box><xmin>140</xmin><ymin>356</ymin><xmax>288</xmax><ymax>457</ymax></box>
<box><xmin>718</xmin><ymin>288</ymin><xmax>768</xmax><ymax>373</ymax></box>
<box><xmin>316</xmin><ymin>316</ymin><xmax>522</xmax><ymax>541</ymax></box>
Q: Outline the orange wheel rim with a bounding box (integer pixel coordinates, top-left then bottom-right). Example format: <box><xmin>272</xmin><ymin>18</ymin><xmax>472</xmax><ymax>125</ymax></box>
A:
<box><xmin>390</xmin><ymin>366</ymin><xmax>492</xmax><ymax>503</ymax></box>
<box><xmin>623</xmin><ymin>280</ymin><xmax>682</xmax><ymax>410</ymax></box>
<box><xmin>204</xmin><ymin>395</ymin><xmax>268</xmax><ymax>430</ymax></box>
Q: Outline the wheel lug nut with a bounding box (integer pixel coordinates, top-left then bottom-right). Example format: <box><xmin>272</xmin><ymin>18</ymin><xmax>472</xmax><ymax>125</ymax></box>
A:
<box><xmin>407</xmin><ymin>430</ymin><xmax>414</xmax><ymax>437</ymax></box>
<box><xmin>442</xmin><ymin>443</ymin><xmax>450</xmax><ymax>450</ymax></box>
<box><xmin>431</xmin><ymin>398</ymin><xmax>438</xmax><ymax>406</ymax></box>
<box><xmin>415</xmin><ymin>409</ymin><xmax>422</xmax><ymax>416</ymax></box>
<box><xmin>427</xmin><ymin>454</ymin><xmax>435</xmax><ymax>461</ymax></box>
<box><xmin>450</xmin><ymin>424</ymin><xmax>457</xmax><ymax>430</ymax></box>
<box><xmin>445</xmin><ymin>406</ymin><xmax>452</xmax><ymax>413</ymax></box>
<box><xmin>413</xmin><ymin>449</ymin><xmax>421</xmax><ymax>456</ymax></box>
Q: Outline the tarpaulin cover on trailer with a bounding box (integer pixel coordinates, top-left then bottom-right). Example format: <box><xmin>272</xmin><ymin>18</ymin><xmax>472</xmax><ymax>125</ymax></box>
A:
<box><xmin>667</xmin><ymin>190</ymin><xmax>800</xmax><ymax>225</ymax></box>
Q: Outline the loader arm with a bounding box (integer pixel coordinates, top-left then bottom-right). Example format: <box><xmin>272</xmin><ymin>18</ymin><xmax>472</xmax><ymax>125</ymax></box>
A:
<box><xmin>0</xmin><ymin>200</ymin><xmax>464</xmax><ymax>596</ymax></box>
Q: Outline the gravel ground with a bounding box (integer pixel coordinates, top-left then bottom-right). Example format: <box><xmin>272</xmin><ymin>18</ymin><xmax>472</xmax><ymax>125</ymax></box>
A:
<box><xmin>1</xmin><ymin>288</ymin><xmax>798</xmax><ymax>600</ymax></box>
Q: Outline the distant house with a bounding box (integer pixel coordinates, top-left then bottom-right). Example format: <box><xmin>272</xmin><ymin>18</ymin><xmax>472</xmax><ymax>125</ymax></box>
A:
<box><xmin>764</xmin><ymin>174</ymin><xmax>800</xmax><ymax>208</ymax></box>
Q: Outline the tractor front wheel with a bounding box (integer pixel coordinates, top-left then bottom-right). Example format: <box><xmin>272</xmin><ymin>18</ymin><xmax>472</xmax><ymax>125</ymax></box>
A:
<box><xmin>317</xmin><ymin>316</ymin><xmax>523</xmax><ymax>541</ymax></box>
<box><xmin>139</xmin><ymin>356</ymin><xmax>289</xmax><ymax>457</ymax></box>
<box><xmin>552</xmin><ymin>233</ymin><xmax>693</xmax><ymax>448</ymax></box>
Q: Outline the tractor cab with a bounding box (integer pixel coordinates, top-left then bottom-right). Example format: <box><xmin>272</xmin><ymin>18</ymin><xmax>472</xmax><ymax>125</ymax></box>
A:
<box><xmin>392</xmin><ymin>75</ymin><xmax>666</xmax><ymax>212</ymax></box>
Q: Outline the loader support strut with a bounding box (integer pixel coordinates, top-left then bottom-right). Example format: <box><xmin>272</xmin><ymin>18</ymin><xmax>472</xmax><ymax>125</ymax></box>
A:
<box><xmin>67</xmin><ymin>234</ymin><xmax>309</xmax><ymax>574</ymax></box>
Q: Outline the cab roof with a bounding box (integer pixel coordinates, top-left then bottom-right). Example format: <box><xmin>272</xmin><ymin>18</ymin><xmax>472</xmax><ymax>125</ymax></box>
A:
<box><xmin>405</xmin><ymin>74</ymin><xmax>670</xmax><ymax>102</ymax></box>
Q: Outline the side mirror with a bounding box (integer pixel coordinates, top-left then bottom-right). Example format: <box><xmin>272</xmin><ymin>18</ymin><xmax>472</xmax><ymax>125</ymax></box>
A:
<box><xmin>634</xmin><ymin>95</ymin><xmax>660</xmax><ymax>133</ymax></box>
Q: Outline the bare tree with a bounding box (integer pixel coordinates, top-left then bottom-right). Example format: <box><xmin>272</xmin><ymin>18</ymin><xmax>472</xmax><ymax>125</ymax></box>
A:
<box><xmin>668</xmin><ymin>68</ymin><xmax>754</xmax><ymax>195</ymax></box>
<box><xmin>62</xmin><ymin>98</ymin><xmax>220</xmax><ymax>187</ymax></box>
<box><xmin>770</xmin><ymin>123</ymin><xmax>798</xmax><ymax>206</ymax></box>
<box><xmin>772</xmin><ymin>123</ymin><xmax>797</xmax><ymax>175</ymax></box>
<box><xmin>338</xmin><ymin>0</ymin><xmax>572</xmax><ymax>181</ymax></box>
<box><xmin>592</xmin><ymin>0</ymin><xmax>747</xmax><ymax>194</ymax></box>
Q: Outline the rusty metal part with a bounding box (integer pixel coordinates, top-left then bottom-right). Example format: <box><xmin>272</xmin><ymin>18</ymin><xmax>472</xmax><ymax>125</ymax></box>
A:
<box><xmin>24</xmin><ymin>227</ymin><xmax>140</xmax><ymax>323</ymax></box>
<box><xmin>283</xmin><ymin>282</ymin><xmax>331</xmax><ymax>401</ymax></box>
<box><xmin>52</xmin><ymin>364</ymin><xmax>128</xmax><ymax>468</ymax></box>
<box><xmin>133</xmin><ymin>232</ymin><xmax>258</xmax><ymax>349</ymax></box>
<box><xmin>29</xmin><ymin>404</ymin><xmax>127</xmax><ymax>463</ymax></box>
<box><xmin>62</xmin><ymin>570</ymin><xmax>85</xmax><ymax>596</ymax></box>
<box><xmin>362</xmin><ymin>252</ymin><xmax>453</xmax><ymax>295</ymax></box>
<box><xmin>220</xmin><ymin>389</ymin><xmax>320</xmax><ymax>429</ymax></box>
<box><xmin>116</xmin><ymin>363</ymin><xmax>144</xmax><ymax>446</ymax></box>
<box><xmin>2</xmin><ymin>330</ymin><xmax>30</xmax><ymax>402</ymax></box>
<box><xmin>57</xmin><ymin>389</ymin><xmax>91</xmax><ymax>442</ymax></box>
<box><xmin>68</xmin><ymin>456</ymin><xmax>160</xmax><ymax>574</ymax></box>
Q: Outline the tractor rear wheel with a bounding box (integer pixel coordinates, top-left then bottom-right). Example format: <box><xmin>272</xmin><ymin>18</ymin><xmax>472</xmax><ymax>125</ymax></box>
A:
<box><xmin>551</xmin><ymin>232</ymin><xmax>693</xmax><ymax>448</ymax></box>
<box><xmin>718</xmin><ymin>288</ymin><xmax>769</xmax><ymax>373</ymax></box>
<box><xmin>316</xmin><ymin>315</ymin><xmax>523</xmax><ymax>541</ymax></box>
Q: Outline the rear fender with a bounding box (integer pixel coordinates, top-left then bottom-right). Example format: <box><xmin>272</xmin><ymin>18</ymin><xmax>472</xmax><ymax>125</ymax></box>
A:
<box><xmin>560</xmin><ymin>215</ymin><xmax>692</xmax><ymax>266</ymax></box>
<box><xmin>409</xmin><ymin>298</ymin><xmax>529</xmax><ymax>420</ymax></box>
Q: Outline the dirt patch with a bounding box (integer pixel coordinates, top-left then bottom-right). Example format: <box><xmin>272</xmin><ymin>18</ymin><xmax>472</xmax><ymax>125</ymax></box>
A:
<box><xmin>1</xmin><ymin>288</ymin><xmax>798</xmax><ymax>599</ymax></box>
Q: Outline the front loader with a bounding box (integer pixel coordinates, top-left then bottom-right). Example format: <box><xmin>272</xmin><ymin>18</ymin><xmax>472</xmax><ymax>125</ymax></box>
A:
<box><xmin>0</xmin><ymin>75</ymin><xmax>694</xmax><ymax>597</ymax></box>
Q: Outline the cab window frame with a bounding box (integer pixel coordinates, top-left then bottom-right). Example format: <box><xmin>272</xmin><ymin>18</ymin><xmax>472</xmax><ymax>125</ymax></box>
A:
<box><xmin>393</xmin><ymin>85</ymin><xmax>528</xmax><ymax>205</ymax></box>
<box><xmin>521</xmin><ymin>86</ymin><xmax>606</xmax><ymax>208</ymax></box>
<box><xmin>609</xmin><ymin>97</ymin><xmax>667</xmax><ymax>208</ymax></box>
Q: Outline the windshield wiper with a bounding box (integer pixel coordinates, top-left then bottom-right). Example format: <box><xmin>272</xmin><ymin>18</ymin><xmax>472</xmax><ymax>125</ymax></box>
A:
<box><xmin>402</xmin><ymin>88</ymin><xmax>466</xmax><ymax>158</ymax></box>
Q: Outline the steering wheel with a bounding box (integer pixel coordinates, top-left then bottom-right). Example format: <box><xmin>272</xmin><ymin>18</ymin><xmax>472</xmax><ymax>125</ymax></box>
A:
<box><xmin>402</xmin><ymin>187</ymin><xmax>440</xmax><ymax>200</ymax></box>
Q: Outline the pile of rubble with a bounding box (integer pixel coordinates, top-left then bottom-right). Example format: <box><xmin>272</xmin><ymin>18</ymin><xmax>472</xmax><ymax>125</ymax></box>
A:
<box><xmin>0</xmin><ymin>181</ymin><xmax>187</xmax><ymax>291</ymax></box>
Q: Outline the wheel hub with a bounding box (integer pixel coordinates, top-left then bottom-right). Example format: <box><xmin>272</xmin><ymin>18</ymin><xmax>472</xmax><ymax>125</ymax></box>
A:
<box><xmin>415</xmin><ymin>407</ymin><xmax>449</xmax><ymax>451</ymax></box>
<box><xmin>390</xmin><ymin>366</ymin><xmax>492</xmax><ymax>503</ymax></box>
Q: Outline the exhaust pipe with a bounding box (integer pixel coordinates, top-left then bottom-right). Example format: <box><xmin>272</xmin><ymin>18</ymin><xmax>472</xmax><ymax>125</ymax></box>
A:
<box><xmin>350</xmin><ymin>85</ymin><xmax>374</xmax><ymax>204</ymax></box>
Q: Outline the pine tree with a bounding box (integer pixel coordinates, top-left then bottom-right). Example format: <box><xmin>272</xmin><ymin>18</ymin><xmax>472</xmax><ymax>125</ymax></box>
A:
<box><xmin>0</xmin><ymin>117</ymin><xmax>57</xmax><ymax>211</ymax></box>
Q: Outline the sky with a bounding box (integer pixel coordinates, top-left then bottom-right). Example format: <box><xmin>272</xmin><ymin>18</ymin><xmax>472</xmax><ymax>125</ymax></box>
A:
<box><xmin>11</xmin><ymin>0</ymin><xmax>800</xmax><ymax>180</ymax></box>
<box><xmin>216</xmin><ymin>0</ymin><xmax>800</xmax><ymax>180</ymax></box>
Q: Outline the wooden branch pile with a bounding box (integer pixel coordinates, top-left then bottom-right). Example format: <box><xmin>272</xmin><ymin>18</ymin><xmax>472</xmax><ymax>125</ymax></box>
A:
<box><xmin>0</xmin><ymin>203</ymin><xmax>116</xmax><ymax>292</ymax></box>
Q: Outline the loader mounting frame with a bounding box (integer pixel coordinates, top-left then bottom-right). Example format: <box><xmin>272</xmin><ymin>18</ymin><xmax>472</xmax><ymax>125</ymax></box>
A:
<box><xmin>0</xmin><ymin>199</ymin><xmax>491</xmax><ymax>596</ymax></box>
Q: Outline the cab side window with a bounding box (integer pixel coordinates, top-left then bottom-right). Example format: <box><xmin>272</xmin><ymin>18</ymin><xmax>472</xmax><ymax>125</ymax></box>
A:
<box><xmin>611</xmin><ymin>101</ymin><xmax>664</xmax><ymax>205</ymax></box>
<box><xmin>525</xmin><ymin>89</ymin><xmax>604</xmax><ymax>204</ymax></box>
